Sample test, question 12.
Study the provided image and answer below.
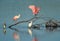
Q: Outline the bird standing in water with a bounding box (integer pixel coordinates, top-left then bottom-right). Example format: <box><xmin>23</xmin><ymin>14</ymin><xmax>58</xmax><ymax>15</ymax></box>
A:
<box><xmin>3</xmin><ymin>22</ymin><xmax>6</xmax><ymax>35</ymax></box>
<box><xmin>28</xmin><ymin>21</ymin><xmax>33</xmax><ymax>28</ymax></box>
<box><xmin>28</xmin><ymin>21</ymin><xmax>33</xmax><ymax>36</ymax></box>
<box><xmin>13</xmin><ymin>14</ymin><xmax>21</xmax><ymax>21</ymax></box>
<box><xmin>28</xmin><ymin>5</ymin><xmax>40</xmax><ymax>16</ymax></box>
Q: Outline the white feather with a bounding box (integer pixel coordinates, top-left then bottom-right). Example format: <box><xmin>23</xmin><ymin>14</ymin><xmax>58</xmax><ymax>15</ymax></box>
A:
<box><xmin>28</xmin><ymin>21</ymin><xmax>33</xmax><ymax>27</ymax></box>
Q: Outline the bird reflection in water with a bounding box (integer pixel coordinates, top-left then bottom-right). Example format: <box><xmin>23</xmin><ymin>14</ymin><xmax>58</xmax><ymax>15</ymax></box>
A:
<box><xmin>13</xmin><ymin>32</ymin><xmax>20</xmax><ymax>41</ymax></box>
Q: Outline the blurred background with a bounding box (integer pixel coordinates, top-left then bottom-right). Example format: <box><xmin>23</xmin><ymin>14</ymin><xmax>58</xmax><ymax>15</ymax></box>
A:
<box><xmin>0</xmin><ymin>0</ymin><xmax>60</xmax><ymax>41</ymax></box>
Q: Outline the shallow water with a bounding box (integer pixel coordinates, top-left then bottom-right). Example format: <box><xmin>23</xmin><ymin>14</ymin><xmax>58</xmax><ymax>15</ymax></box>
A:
<box><xmin>0</xmin><ymin>0</ymin><xmax>60</xmax><ymax>41</ymax></box>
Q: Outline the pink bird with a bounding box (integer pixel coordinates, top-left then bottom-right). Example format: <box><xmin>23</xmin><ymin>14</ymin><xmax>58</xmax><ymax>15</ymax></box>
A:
<box><xmin>32</xmin><ymin>37</ymin><xmax>38</xmax><ymax>41</ymax></box>
<box><xmin>13</xmin><ymin>14</ymin><xmax>20</xmax><ymax>21</ymax></box>
<box><xmin>13</xmin><ymin>32</ymin><xmax>20</xmax><ymax>41</ymax></box>
<box><xmin>29</xmin><ymin>5</ymin><xmax>40</xmax><ymax>15</ymax></box>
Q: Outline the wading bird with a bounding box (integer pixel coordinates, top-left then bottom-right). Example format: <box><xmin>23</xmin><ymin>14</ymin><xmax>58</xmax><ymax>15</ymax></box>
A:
<box><xmin>29</xmin><ymin>5</ymin><xmax>40</xmax><ymax>16</ymax></box>
<box><xmin>13</xmin><ymin>14</ymin><xmax>21</xmax><ymax>21</ymax></box>
<box><xmin>3</xmin><ymin>22</ymin><xmax>6</xmax><ymax>35</ymax></box>
<box><xmin>28</xmin><ymin>21</ymin><xmax>33</xmax><ymax>36</ymax></box>
<box><xmin>28</xmin><ymin>21</ymin><xmax>33</xmax><ymax>28</ymax></box>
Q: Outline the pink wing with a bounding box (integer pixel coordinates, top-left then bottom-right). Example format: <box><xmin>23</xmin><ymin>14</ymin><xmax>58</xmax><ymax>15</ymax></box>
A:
<box><xmin>29</xmin><ymin>5</ymin><xmax>40</xmax><ymax>15</ymax></box>
<box><xmin>13</xmin><ymin>15</ymin><xmax>20</xmax><ymax>21</ymax></box>
<box><xmin>13</xmin><ymin>16</ymin><xmax>18</xmax><ymax>21</ymax></box>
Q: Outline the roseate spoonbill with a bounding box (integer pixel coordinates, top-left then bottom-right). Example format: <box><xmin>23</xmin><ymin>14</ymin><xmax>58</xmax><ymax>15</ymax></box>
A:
<box><xmin>29</xmin><ymin>5</ymin><xmax>40</xmax><ymax>16</ymax></box>
<box><xmin>13</xmin><ymin>14</ymin><xmax>21</xmax><ymax>21</ymax></box>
